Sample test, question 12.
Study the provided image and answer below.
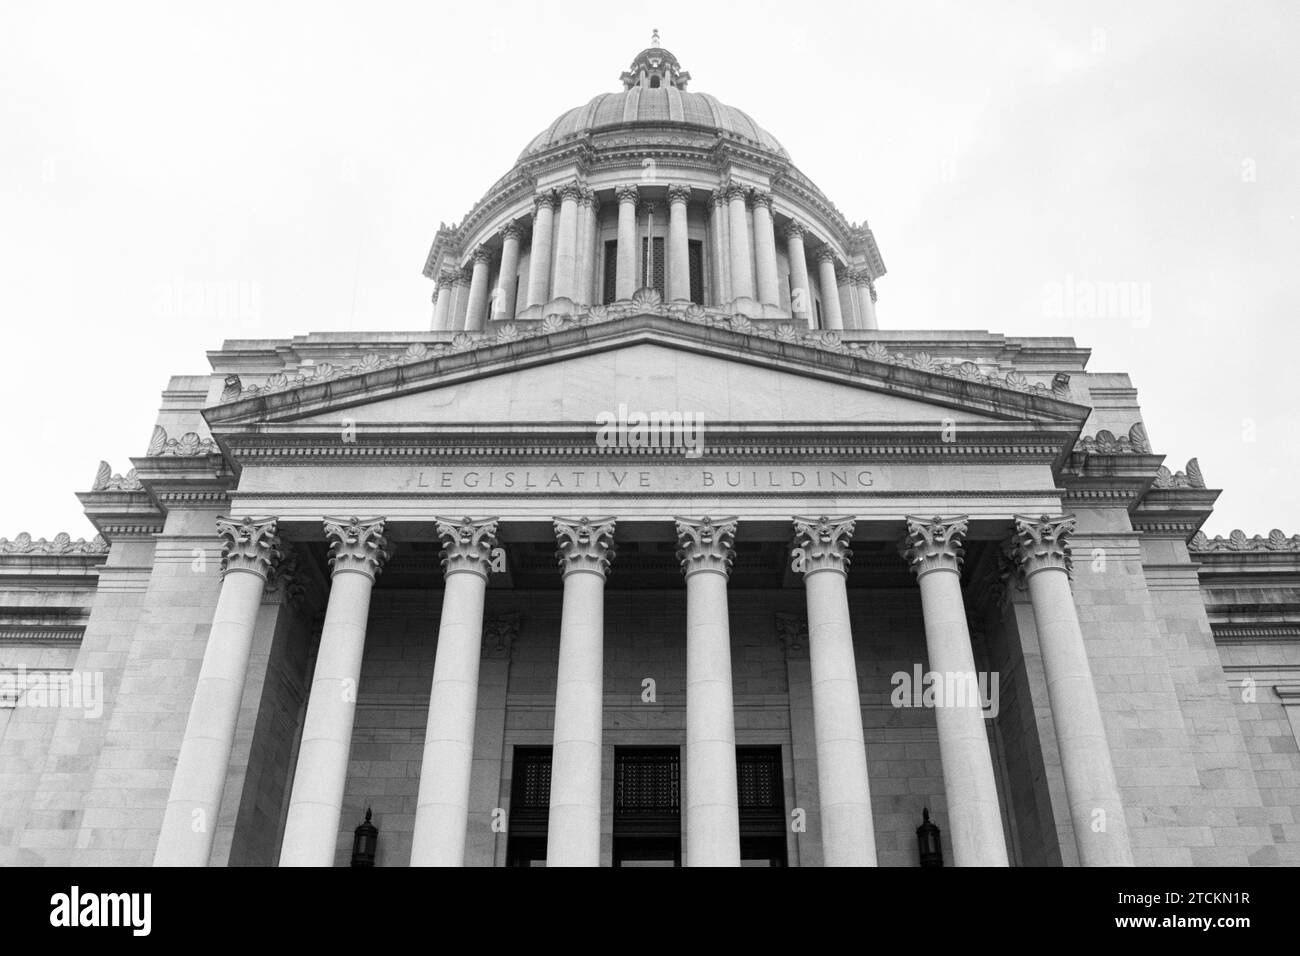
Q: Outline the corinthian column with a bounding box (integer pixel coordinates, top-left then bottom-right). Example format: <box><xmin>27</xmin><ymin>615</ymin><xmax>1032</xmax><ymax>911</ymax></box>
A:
<box><xmin>450</xmin><ymin>267</ymin><xmax>472</xmax><ymax>330</ymax></box>
<box><xmin>666</xmin><ymin>184</ymin><xmax>692</xmax><ymax>302</ymax></box>
<box><xmin>154</xmin><ymin>516</ymin><xmax>282</xmax><ymax>866</ymax></box>
<box><xmin>726</xmin><ymin>183</ymin><xmax>755</xmax><ymax>300</ymax></box>
<box><xmin>525</xmin><ymin>192</ymin><xmax>556</xmax><ymax>307</ymax></box>
<box><xmin>783</xmin><ymin>221</ymin><xmax>812</xmax><ymax>326</ymax></box>
<box><xmin>615</xmin><ymin>184</ymin><xmax>639</xmax><ymax>300</ymax></box>
<box><xmin>815</xmin><ymin>248</ymin><xmax>844</xmax><ymax>330</ymax></box>
<box><xmin>900</xmin><ymin>516</ymin><xmax>1008</xmax><ymax>866</ymax></box>
<box><xmin>1009</xmin><ymin>515</ymin><xmax>1134</xmax><ymax>866</ymax></box>
<box><xmin>547</xmin><ymin>517</ymin><xmax>616</xmax><ymax>866</ymax></box>
<box><xmin>676</xmin><ymin>516</ymin><xmax>742</xmax><ymax>866</ymax></box>
<box><xmin>552</xmin><ymin>181</ymin><xmax>582</xmax><ymax>301</ymax></box>
<box><xmin>853</xmin><ymin>271</ymin><xmax>878</xmax><ymax>330</ymax></box>
<box><xmin>280</xmin><ymin>517</ymin><xmax>389</xmax><ymax>866</ymax></box>
<box><xmin>494</xmin><ymin>222</ymin><xmax>522</xmax><ymax>321</ymax></box>
<box><xmin>410</xmin><ymin>516</ymin><xmax>505</xmax><ymax>866</ymax></box>
<box><xmin>710</xmin><ymin>188</ymin><xmax>731</xmax><ymax>305</ymax></box>
<box><xmin>749</xmin><ymin>190</ymin><xmax>780</xmax><ymax>307</ymax></box>
<box><xmin>791</xmin><ymin>515</ymin><xmax>876</xmax><ymax>866</ymax></box>
<box><xmin>432</xmin><ymin>270</ymin><xmax>457</xmax><ymax>331</ymax></box>
<box><xmin>464</xmin><ymin>246</ymin><xmax>493</xmax><ymax>332</ymax></box>
<box><xmin>576</xmin><ymin>190</ymin><xmax>598</xmax><ymax>306</ymax></box>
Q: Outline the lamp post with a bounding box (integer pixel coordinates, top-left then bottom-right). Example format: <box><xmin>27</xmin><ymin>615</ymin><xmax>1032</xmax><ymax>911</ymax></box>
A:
<box><xmin>351</xmin><ymin>808</ymin><xmax>378</xmax><ymax>867</ymax></box>
<box><xmin>917</xmin><ymin>807</ymin><xmax>944</xmax><ymax>868</ymax></box>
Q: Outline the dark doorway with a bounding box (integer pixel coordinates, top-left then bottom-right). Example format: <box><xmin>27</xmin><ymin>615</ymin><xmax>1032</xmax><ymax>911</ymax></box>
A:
<box><xmin>738</xmin><ymin>746</ymin><xmax>789</xmax><ymax>866</ymax></box>
<box><xmin>505</xmin><ymin>746</ymin><xmax>551</xmax><ymax>866</ymax></box>
<box><xmin>613</xmin><ymin>746</ymin><xmax>681</xmax><ymax>866</ymax></box>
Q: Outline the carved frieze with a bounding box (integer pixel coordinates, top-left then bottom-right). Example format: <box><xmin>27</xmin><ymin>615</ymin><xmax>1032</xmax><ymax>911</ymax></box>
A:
<box><xmin>1190</xmin><ymin>529</ymin><xmax>1300</xmax><ymax>552</ymax></box>
<box><xmin>0</xmin><ymin>532</ymin><xmax>109</xmax><ymax>555</ymax></box>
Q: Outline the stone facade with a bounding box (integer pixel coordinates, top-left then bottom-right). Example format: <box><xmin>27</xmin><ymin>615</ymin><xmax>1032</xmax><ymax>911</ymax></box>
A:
<box><xmin>0</xmin><ymin>40</ymin><xmax>1296</xmax><ymax>867</ymax></box>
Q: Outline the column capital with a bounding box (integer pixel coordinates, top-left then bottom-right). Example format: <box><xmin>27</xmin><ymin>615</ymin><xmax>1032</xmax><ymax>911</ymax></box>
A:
<box><xmin>675</xmin><ymin>516</ymin><xmax>738</xmax><ymax>577</ymax></box>
<box><xmin>724</xmin><ymin>181</ymin><xmax>750</xmax><ymax>203</ymax></box>
<box><xmin>453</xmin><ymin>266</ymin><xmax>473</xmax><ymax>286</ymax></box>
<box><xmin>554</xmin><ymin>516</ymin><xmax>617</xmax><ymax>577</ymax></box>
<box><xmin>615</xmin><ymin>183</ymin><xmax>640</xmax><ymax>205</ymax></box>
<box><xmin>470</xmin><ymin>245</ymin><xmax>493</xmax><ymax>265</ymax></box>
<box><xmin>436</xmin><ymin>515</ymin><xmax>505</xmax><ymax>579</ymax></box>
<box><xmin>533</xmin><ymin>190</ymin><xmax>558</xmax><ymax>213</ymax></box>
<box><xmin>500</xmin><ymin>220</ymin><xmax>524</xmax><ymax>242</ymax></box>
<box><xmin>782</xmin><ymin>220</ymin><xmax>806</xmax><ymax>241</ymax></box>
<box><xmin>435</xmin><ymin>268</ymin><xmax>459</xmax><ymax>290</ymax></box>
<box><xmin>815</xmin><ymin>245</ymin><xmax>837</xmax><ymax>264</ymax></box>
<box><xmin>638</xmin><ymin>201</ymin><xmax>657</xmax><ymax>217</ymax></box>
<box><xmin>323</xmin><ymin>516</ymin><xmax>389</xmax><ymax>579</ymax></box>
<box><xmin>747</xmin><ymin>189</ymin><xmax>773</xmax><ymax>210</ymax></box>
<box><xmin>558</xmin><ymin>180</ymin><xmax>584</xmax><ymax>203</ymax></box>
<box><xmin>710</xmin><ymin>187</ymin><xmax>728</xmax><ymax>208</ymax></box>
<box><xmin>900</xmin><ymin>515</ymin><xmax>969</xmax><ymax>577</ymax></box>
<box><xmin>791</xmin><ymin>515</ymin><xmax>855</xmax><ymax>576</ymax></box>
<box><xmin>216</xmin><ymin>515</ymin><xmax>282</xmax><ymax>580</ymax></box>
<box><xmin>666</xmin><ymin>183</ymin><xmax>692</xmax><ymax>206</ymax></box>
<box><xmin>1010</xmin><ymin>513</ymin><xmax>1076</xmax><ymax>577</ymax></box>
<box><xmin>578</xmin><ymin>185</ymin><xmax>599</xmax><ymax>207</ymax></box>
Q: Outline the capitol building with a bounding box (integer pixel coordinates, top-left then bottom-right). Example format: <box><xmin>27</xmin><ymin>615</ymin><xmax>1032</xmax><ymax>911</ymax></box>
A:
<box><xmin>1</xmin><ymin>37</ymin><xmax>1297</xmax><ymax>867</ymax></box>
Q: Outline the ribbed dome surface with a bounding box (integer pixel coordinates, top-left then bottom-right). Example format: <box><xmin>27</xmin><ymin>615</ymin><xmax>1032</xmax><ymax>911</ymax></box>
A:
<box><xmin>518</xmin><ymin>88</ymin><xmax>789</xmax><ymax>161</ymax></box>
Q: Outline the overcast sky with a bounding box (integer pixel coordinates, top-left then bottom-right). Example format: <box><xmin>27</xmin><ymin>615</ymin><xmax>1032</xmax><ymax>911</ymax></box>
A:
<box><xmin>1</xmin><ymin>0</ymin><xmax>1296</xmax><ymax>539</ymax></box>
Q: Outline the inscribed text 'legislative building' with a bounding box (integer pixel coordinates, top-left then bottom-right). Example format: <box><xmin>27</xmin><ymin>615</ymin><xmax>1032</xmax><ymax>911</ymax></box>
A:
<box><xmin>2</xmin><ymin>37</ymin><xmax>1298</xmax><ymax>867</ymax></box>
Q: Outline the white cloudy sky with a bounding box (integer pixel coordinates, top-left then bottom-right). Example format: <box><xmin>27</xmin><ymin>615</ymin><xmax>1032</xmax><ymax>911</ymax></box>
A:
<box><xmin>1</xmin><ymin>0</ymin><xmax>1296</xmax><ymax>539</ymax></box>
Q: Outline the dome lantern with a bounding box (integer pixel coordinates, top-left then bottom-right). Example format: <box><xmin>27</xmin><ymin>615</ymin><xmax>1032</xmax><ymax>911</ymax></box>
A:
<box><xmin>620</xmin><ymin>29</ymin><xmax>691</xmax><ymax>91</ymax></box>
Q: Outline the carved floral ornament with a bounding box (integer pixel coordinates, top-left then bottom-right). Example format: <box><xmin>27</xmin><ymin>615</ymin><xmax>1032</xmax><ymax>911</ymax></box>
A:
<box><xmin>483</xmin><ymin>613</ymin><xmax>522</xmax><ymax>661</ymax></box>
<box><xmin>218</xmin><ymin>293</ymin><xmax>1061</xmax><ymax>405</ymax></box>
<box><xmin>147</xmin><ymin>425</ymin><xmax>218</xmax><ymax>457</ymax></box>
<box><xmin>1007</xmin><ymin>514</ymin><xmax>1076</xmax><ymax>577</ymax></box>
<box><xmin>1190</xmin><ymin>529</ymin><xmax>1300</xmax><ymax>552</ymax></box>
<box><xmin>675</xmin><ymin>516</ymin><xmax>738</xmax><ymax>577</ymax></box>
<box><xmin>1153</xmin><ymin>458</ymin><xmax>1206</xmax><ymax>489</ymax></box>
<box><xmin>0</xmin><ymin>532</ymin><xmax>108</xmax><ymax>555</ymax></box>
<box><xmin>216</xmin><ymin>515</ymin><xmax>283</xmax><ymax>579</ymax></box>
<box><xmin>436</xmin><ymin>516</ymin><xmax>506</xmax><ymax>578</ymax></box>
<box><xmin>791</xmin><ymin>515</ymin><xmax>856</xmax><ymax>575</ymax></box>
<box><xmin>323</xmin><ymin>516</ymin><xmax>389</xmax><ymax>579</ymax></box>
<box><xmin>1073</xmin><ymin>422</ymin><xmax>1150</xmax><ymax>455</ymax></box>
<box><xmin>899</xmin><ymin>515</ymin><xmax>969</xmax><ymax>576</ymax></box>
<box><xmin>554</xmin><ymin>516</ymin><xmax>617</xmax><ymax>577</ymax></box>
<box><xmin>91</xmin><ymin>461</ymin><xmax>142</xmax><ymax>492</ymax></box>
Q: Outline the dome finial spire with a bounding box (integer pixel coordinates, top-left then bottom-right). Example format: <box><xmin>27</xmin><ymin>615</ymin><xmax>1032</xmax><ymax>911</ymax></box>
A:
<box><xmin>651</xmin><ymin>27</ymin><xmax>660</xmax><ymax>46</ymax></box>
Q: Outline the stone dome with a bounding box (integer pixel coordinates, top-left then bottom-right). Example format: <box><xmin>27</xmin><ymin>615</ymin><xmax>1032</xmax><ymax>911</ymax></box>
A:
<box><xmin>518</xmin><ymin>34</ymin><xmax>789</xmax><ymax>161</ymax></box>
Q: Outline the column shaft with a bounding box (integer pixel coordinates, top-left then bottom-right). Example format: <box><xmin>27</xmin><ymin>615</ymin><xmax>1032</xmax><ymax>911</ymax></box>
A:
<box><xmin>464</xmin><ymin>250</ymin><xmax>492</xmax><ymax>332</ymax></box>
<box><xmin>525</xmin><ymin>195</ymin><xmax>555</xmax><ymax>307</ymax></box>
<box><xmin>816</xmin><ymin>251</ymin><xmax>844</xmax><ymax>330</ymax></box>
<box><xmin>727</xmin><ymin>186</ymin><xmax>755</xmax><ymax>300</ymax></box>
<box><xmin>552</xmin><ymin>184</ymin><xmax>581</xmax><ymax>301</ymax></box>
<box><xmin>785</xmin><ymin>225</ymin><xmax>812</xmax><ymax>326</ymax></box>
<box><xmin>615</xmin><ymin>186</ymin><xmax>639</xmax><ymax>300</ymax></box>
<box><xmin>750</xmin><ymin>193</ymin><xmax>780</xmax><ymax>306</ymax></box>
<box><xmin>857</xmin><ymin>276</ymin><xmax>878</xmax><ymax>330</ymax></box>
<box><xmin>667</xmin><ymin>186</ymin><xmax>691</xmax><ymax>302</ymax></box>
<box><xmin>494</xmin><ymin>226</ymin><xmax>521</xmax><ymax>321</ymax></box>
<box><xmin>710</xmin><ymin>190</ymin><xmax>731</xmax><ymax>305</ymax></box>
<box><xmin>432</xmin><ymin>278</ymin><xmax>452</xmax><ymax>331</ymax></box>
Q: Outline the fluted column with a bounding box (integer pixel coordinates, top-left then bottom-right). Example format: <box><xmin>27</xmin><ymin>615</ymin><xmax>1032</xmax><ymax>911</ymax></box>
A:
<box><xmin>783</xmin><ymin>222</ymin><xmax>812</xmax><ymax>326</ymax></box>
<box><xmin>1010</xmin><ymin>515</ymin><xmax>1134</xmax><ymax>866</ymax></box>
<box><xmin>666</xmin><ymin>184</ymin><xmax>692</xmax><ymax>302</ymax></box>
<box><xmin>280</xmin><ymin>517</ymin><xmax>389</xmax><ymax>866</ymax></box>
<box><xmin>615</xmin><ymin>184</ymin><xmax>639</xmax><ymax>300</ymax></box>
<box><xmin>411</xmin><ymin>516</ymin><xmax>505</xmax><ymax>866</ymax></box>
<box><xmin>464</xmin><ymin>246</ymin><xmax>492</xmax><ymax>332</ymax></box>
<box><xmin>493</xmin><ymin>222</ymin><xmax>522</xmax><ymax>321</ymax></box>
<box><xmin>677</xmin><ymin>517</ymin><xmax>742</xmax><ymax>867</ymax></box>
<box><xmin>432</xmin><ymin>270</ymin><xmax>456</xmax><ymax>331</ymax></box>
<box><xmin>450</xmin><ymin>267</ymin><xmax>472</xmax><ymax>330</ymax></box>
<box><xmin>791</xmin><ymin>515</ymin><xmax>876</xmax><ymax>866</ymax></box>
<box><xmin>547</xmin><ymin>517</ymin><xmax>616</xmax><ymax>867</ymax></box>
<box><xmin>525</xmin><ymin>192</ymin><xmax>556</xmax><ymax>307</ymax></box>
<box><xmin>853</xmin><ymin>271</ymin><xmax>878</xmax><ymax>330</ymax></box>
<box><xmin>552</xmin><ymin>181</ymin><xmax>582</xmax><ymax>301</ymax></box>
<box><xmin>749</xmin><ymin>190</ymin><xmax>780</xmax><ymax>307</ymax></box>
<box><xmin>154</xmin><ymin>517</ymin><xmax>282</xmax><ymax>866</ymax></box>
<box><xmin>576</xmin><ymin>190</ymin><xmax>598</xmax><ymax>306</ymax></box>
<box><xmin>900</xmin><ymin>516</ymin><xmax>1009</xmax><ymax>866</ymax></box>
<box><xmin>815</xmin><ymin>248</ymin><xmax>843</xmax><ymax>330</ymax></box>
<box><xmin>710</xmin><ymin>188</ymin><xmax>731</xmax><ymax>305</ymax></box>
<box><xmin>726</xmin><ymin>183</ymin><xmax>754</xmax><ymax>300</ymax></box>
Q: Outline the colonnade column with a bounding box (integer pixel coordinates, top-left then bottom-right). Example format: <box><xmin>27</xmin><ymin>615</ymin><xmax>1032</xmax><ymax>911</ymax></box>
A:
<box><xmin>463</xmin><ymin>246</ymin><xmax>492</xmax><ymax>332</ymax></box>
<box><xmin>525</xmin><ymin>192</ymin><xmax>556</xmax><ymax>307</ymax></box>
<box><xmin>154</xmin><ymin>517</ymin><xmax>282</xmax><ymax>866</ymax></box>
<box><xmin>667</xmin><ymin>184</ymin><xmax>692</xmax><ymax>302</ymax></box>
<box><xmin>726</xmin><ymin>183</ymin><xmax>755</xmax><ymax>300</ymax></box>
<box><xmin>710</xmin><ymin>188</ymin><xmax>731</xmax><ymax>305</ymax></box>
<box><xmin>615</xmin><ymin>184</ymin><xmax>639</xmax><ymax>300</ymax></box>
<box><xmin>900</xmin><ymin>516</ymin><xmax>1009</xmax><ymax>866</ymax></box>
<box><xmin>432</xmin><ymin>271</ymin><xmax>456</xmax><ymax>331</ymax></box>
<box><xmin>783</xmin><ymin>221</ymin><xmax>812</xmax><ymax>326</ymax></box>
<box><xmin>853</xmin><ymin>270</ymin><xmax>878</xmax><ymax>330</ymax></box>
<box><xmin>546</xmin><ymin>517</ymin><xmax>617</xmax><ymax>866</ymax></box>
<box><xmin>750</xmin><ymin>190</ymin><xmax>780</xmax><ymax>307</ymax></box>
<box><xmin>493</xmin><ymin>222</ymin><xmax>522</xmax><ymax>321</ymax></box>
<box><xmin>552</xmin><ymin>182</ymin><xmax>581</xmax><ymax>301</ymax></box>
<box><xmin>1010</xmin><ymin>515</ymin><xmax>1134</xmax><ymax>866</ymax></box>
<box><xmin>410</xmin><ymin>516</ymin><xmax>504</xmax><ymax>866</ymax></box>
<box><xmin>791</xmin><ymin>515</ymin><xmax>877</xmax><ymax>865</ymax></box>
<box><xmin>815</xmin><ymin>248</ymin><xmax>844</xmax><ymax>330</ymax></box>
<box><xmin>577</xmin><ymin>189</ymin><xmax>598</xmax><ymax>306</ymax></box>
<box><xmin>279</xmin><ymin>517</ymin><xmax>389</xmax><ymax>866</ymax></box>
<box><xmin>676</xmin><ymin>517</ymin><xmax>742</xmax><ymax>866</ymax></box>
<box><xmin>450</xmin><ymin>267</ymin><xmax>472</xmax><ymax>330</ymax></box>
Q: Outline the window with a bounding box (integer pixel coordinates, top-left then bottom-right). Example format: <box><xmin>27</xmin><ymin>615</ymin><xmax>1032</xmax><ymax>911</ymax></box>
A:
<box><xmin>640</xmin><ymin>237</ymin><xmax>665</xmax><ymax>298</ymax></box>
<box><xmin>613</xmin><ymin>746</ymin><xmax>681</xmax><ymax>866</ymax></box>
<box><xmin>688</xmin><ymin>239</ymin><xmax>704</xmax><ymax>305</ymax></box>
<box><xmin>603</xmin><ymin>240</ymin><xmax>618</xmax><ymax>304</ymax></box>
<box><xmin>505</xmin><ymin>746</ymin><xmax>551</xmax><ymax>866</ymax></box>
<box><xmin>737</xmin><ymin>746</ymin><xmax>788</xmax><ymax>866</ymax></box>
<box><xmin>649</xmin><ymin>75</ymin><xmax>661</xmax><ymax>88</ymax></box>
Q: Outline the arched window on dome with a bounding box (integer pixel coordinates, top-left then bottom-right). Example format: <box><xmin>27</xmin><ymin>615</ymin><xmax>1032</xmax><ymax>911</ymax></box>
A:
<box><xmin>649</xmin><ymin>75</ymin><xmax>661</xmax><ymax>89</ymax></box>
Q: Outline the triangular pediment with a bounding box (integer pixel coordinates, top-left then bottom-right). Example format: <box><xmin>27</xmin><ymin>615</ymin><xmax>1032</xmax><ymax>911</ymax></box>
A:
<box><xmin>204</xmin><ymin>316</ymin><xmax>1088</xmax><ymax>437</ymax></box>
